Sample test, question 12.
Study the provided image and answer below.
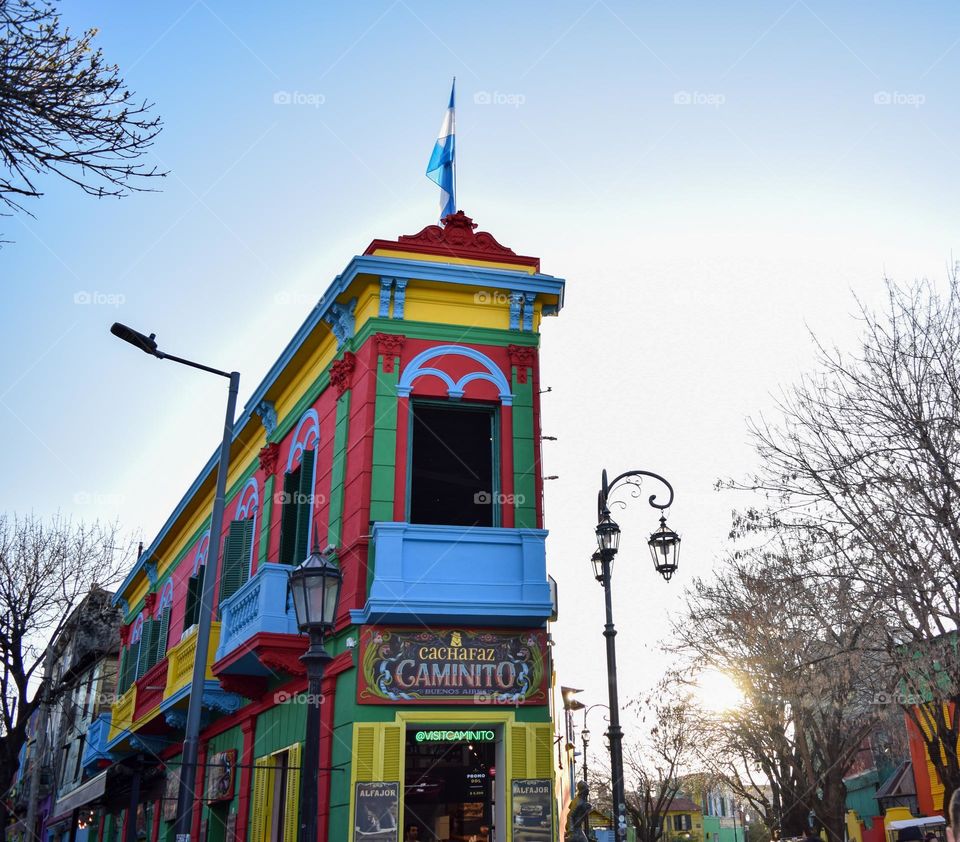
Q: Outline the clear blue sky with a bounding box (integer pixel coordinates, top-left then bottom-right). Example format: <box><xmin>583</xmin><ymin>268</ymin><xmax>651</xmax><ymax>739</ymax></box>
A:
<box><xmin>3</xmin><ymin>0</ymin><xmax>958</xmax><ymax>707</ymax></box>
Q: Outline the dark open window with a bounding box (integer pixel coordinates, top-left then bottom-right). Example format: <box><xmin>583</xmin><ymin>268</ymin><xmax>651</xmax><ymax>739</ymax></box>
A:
<box><xmin>279</xmin><ymin>449</ymin><xmax>315</xmax><ymax>565</ymax></box>
<box><xmin>409</xmin><ymin>402</ymin><xmax>496</xmax><ymax>527</ymax></box>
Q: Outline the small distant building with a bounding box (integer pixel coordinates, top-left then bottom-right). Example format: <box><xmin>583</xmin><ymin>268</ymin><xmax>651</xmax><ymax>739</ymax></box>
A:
<box><xmin>663</xmin><ymin>796</ymin><xmax>705</xmax><ymax>842</ymax></box>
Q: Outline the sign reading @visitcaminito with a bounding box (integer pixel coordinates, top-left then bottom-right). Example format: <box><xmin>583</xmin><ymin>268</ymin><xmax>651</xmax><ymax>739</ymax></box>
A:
<box><xmin>358</xmin><ymin>627</ymin><xmax>548</xmax><ymax>704</ymax></box>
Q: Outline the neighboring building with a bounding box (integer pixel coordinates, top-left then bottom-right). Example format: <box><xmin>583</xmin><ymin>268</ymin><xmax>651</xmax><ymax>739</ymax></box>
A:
<box><xmin>5</xmin><ymin>588</ymin><xmax>121</xmax><ymax>842</ymax></box>
<box><xmin>663</xmin><ymin>796</ymin><xmax>705</xmax><ymax>842</ymax></box>
<box><xmin>702</xmin><ymin>786</ymin><xmax>746</xmax><ymax>842</ymax></box>
<box><xmin>92</xmin><ymin>211</ymin><xmax>565</xmax><ymax>842</ymax></box>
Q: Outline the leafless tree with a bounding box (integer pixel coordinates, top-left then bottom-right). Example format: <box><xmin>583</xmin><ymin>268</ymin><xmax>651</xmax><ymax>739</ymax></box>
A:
<box><xmin>673</xmin><ymin>538</ymin><xmax>889</xmax><ymax>842</ymax></box>
<box><xmin>0</xmin><ymin>514</ymin><xmax>130</xmax><ymax>828</ymax></box>
<box><xmin>731</xmin><ymin>270</ymin><xmax>960</xmax><ymax>800</ymax></box>
<box><xmin>0</xmin><ymin>0</ymin><xmax>163</xmax><ymax>222</ymax></box>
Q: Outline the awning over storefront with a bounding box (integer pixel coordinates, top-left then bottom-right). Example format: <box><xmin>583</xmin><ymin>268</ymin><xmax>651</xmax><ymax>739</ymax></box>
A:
<box><xmin>49</xmin><ymin>771</ymin><xmax>107</xmax><ymax>823</ymax></box>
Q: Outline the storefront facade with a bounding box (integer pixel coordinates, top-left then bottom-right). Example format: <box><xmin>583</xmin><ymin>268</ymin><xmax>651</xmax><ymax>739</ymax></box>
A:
<box><xmin>94</xmin><ymin>211</ymin><xmax>565</xmax><ymax>842</ymax></box>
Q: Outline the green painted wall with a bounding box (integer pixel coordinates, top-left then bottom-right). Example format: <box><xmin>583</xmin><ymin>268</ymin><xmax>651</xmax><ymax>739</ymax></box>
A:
<box><xmin>511</xmin><ymin>372</ymin><xmax>537</xmax><ymax>528</ymax></box>
<box><xmin>369</xmin><ymin>357</ymin><xmax>399</xmax><ymax>524</ymax></box>
<box><xmin>328</xmin><ymin>389</ymin><xmax>352</xmax><ymax>546</ymax></box>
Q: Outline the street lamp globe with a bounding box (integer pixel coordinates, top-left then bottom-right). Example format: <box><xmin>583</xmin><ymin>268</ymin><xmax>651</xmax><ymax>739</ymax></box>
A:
<box><xmin>595</xmin><ymin>511</ymin><xmax>621</xmax><ymax>555</ymax></box>
<box><xmin>647</xmin><ymin>516</ymin><xmax>681</xmax><ymax>581</ymax></box>
<box><xmin>590</xmin><ymin>551</ymin><xmax>604</xmax><ymax>582</ymax></box>
<box><xmin>582</xmin><ymin>728</ymin><xmax>590</xmax><ymax>747</ymax></box>
<box><xmin>289</xmin><ymin>542</ymin><xmax>343</xmax><ymax>634</ymax></box>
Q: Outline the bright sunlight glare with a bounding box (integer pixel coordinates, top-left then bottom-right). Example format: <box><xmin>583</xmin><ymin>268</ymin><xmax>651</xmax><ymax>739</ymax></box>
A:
<box><xmin>695</xmin><ymin>670</ymin><xmax>745</xmax><ymax>713</ymax></box>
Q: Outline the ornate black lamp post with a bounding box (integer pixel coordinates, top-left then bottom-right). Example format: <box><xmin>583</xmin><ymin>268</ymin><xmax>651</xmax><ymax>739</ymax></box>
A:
<box><xmin>288</xmin><ymin>541</ymin><xmax>342</xmax><ymax>842</ymax></box>
<box><xmin>594</xmin><ymin>468</ymin><xmax>680</xmax><ymax>842</ymax></box>
<box><xmin>580</xmin><ymin>703</ymin><xmax>609</xmax><ymax>785</ymax></box>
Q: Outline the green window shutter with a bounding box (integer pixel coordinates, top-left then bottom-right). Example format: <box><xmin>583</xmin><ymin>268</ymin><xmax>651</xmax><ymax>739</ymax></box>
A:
<box><xmin>145</xmin><ymin>618</ymin><xmax>161</xmax><ymax>671</ymax></box>
<box><xmin>219</xmin><ymin>520</ymin><xmax>251</xmax><ymax>607</ymax></box>
<box><xmin>278</xmin><ymin>469</ymin><xmax>300</xmax><ymax>564</ymax></box>
<box><xmin>135</xmin><ymin>621</ymin><xmax>152</xmax><ymax>679</ymax></box>
<box><xmin>155</xmin><ymin>607</ymin><xmax>170</xmax><ymax>662</ymax></box>
<box><xmin>239</xmin><ymin>517</ymin><xmax>254</xmax><ymax>585</ymax></box>
<box><xmin>294</xmin><ymin>449</ymin><xmax>316</xmax><ymax>563</ymax></box>
<box><xmin>117</xmin><ymin>648</ymin><xmax>128</xmax><ymax>693</ymax></box>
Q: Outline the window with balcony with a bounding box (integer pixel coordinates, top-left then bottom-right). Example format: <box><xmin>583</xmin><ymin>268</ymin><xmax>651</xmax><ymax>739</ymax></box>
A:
<box><xmin>409</xmin><ymin>402</ymin><xmax>497</xmax><ymax>527</ymax></box>
<box><xmin>278</xmin><ymin>449</ymin><xmax>315</xmax><ymax>565</ymax></box>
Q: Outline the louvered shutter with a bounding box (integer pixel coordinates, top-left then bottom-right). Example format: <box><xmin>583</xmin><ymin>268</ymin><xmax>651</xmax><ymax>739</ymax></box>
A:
<box><xmin>250</xmin><ymin>757</ymin><xmax>271</xmax><ymax>842</ymax></box>
<box><xmin>155</xmin><ymin>607</ymin><xmax>170</xmax><ymax>663</ymax></box>
<box><xmin>294</xmin><ymin>449</ymin><xmax>316</xmax><ymax>564</ymax></box>
<box><xmin>533</xmin><ymin>723</ymin><xmax>553</xmax><ymax>777</ymax></box>
<box><xmin>135</xmin><ymin>621</ymin><xmax>152</xmax><ymax>679</ymax></box>
<box><xmin>282</xmin><ymin>744</ymin><xmax>301</xmax><ymax>842</ymax></box>
<box><xmin>117</xmin><ymin>648</ymin><xmax>129</xmax><ymax>693</ymax></box>
<box><xmin>381</xmin><ymin>725</ymin><xmax>403</xmax><ymax>781</ymax></box>
<box><xmin>278</xmin><ymin>470</ymin><xmax>300</xmax><ymax>564</ymax></box>
<box><xmin>511</xmin><ymin>725</ymin><xmax>527</xmax><ymax>776</ymax></box>
<box><xmin>353</xmin><ymin>724</ymin><xmax>378</xmax><ymax>781</ymax></box>
<box><xmin>218</xmin><ymin>522</ymin><xmax>245</xmax><ymax>607</ymax></box>
<box><xmin>239</xmin><ymin>517</ymin><xmax>253</xmax><ymax>585</ymax></box>
<box><xmin>145</xmin><ymin>617</ymin><xmax>161</xmax><ymax>671</ymax></box>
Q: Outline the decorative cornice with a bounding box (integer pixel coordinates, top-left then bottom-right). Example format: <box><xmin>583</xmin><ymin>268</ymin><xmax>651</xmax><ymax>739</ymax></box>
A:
<box><xmin>258</xmin><ymin>442</ymin><xmax>281</xmax><ymax>476</ymax></box>
<box><xmin>143</xmin><ymin>592</ymin><xmax>157</xmax><ymax>614</ymax></box>
<box><xmin>329</xmin><ymin>352</ymin><xmax>356</xmax><ymax>397</ymax></box>
<box><xmin>374</xmin><ymin>333</ymin><xmax>406</xmax><ymax>373</ymax></box>
<box><xmin>364</xmin><ymin>212</ymin><xmax>541</xmax><ymax>271</ymax></box>
<box><xmin>254</xmin><ymin>400</ymin><xmax>277</xmax><ymax>435</ymax></box>
<box><xmin>119</xmin><ymin>624</ymin><xmax>131</xmax><ymax>645</ymax></box>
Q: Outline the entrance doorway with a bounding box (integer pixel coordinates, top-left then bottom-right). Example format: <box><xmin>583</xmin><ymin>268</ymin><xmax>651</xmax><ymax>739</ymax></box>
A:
<box><xmin>404</xmin><ymin>727</ymin><xmax>498</xmax><ymax>842</ymax></box>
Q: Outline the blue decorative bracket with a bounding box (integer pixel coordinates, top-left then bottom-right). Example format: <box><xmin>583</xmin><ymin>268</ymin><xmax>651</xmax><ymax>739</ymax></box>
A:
<box><xmin>523</xmin><ymin>293</ymin><xmax>536</xmax><ymax>331</ymax></box>
<box><xmin>323</xmin><ymin>298</ymin><xmax>357</xmax><ymax>347</ymax></box>
<box><xmin>394</xmin><ymin>279</ymin><xmax>408</xmax><ymax>320</ymax></box>
<box><xmin>144</xmin><ymin>560</ymin><xmax>158</xmax><ymax>587</ymax></box>
<box><xmin>254</xmin><ymin>400</ymin><xmax>278</xmax><ymax>435</ymax></box>
<box><xmin>379</xmin><ymin>278</ymin><xmax>393</xmax><ymax>317</ymax></box>
<box><xmin>119</xmin><ymin>598</ymin><xmax>130</xmax><ymax>619</ymax></box>
<box><xmin>509</xmin><ymin>292</ymin><xmax>523</xmax><ymax>330</ymax></box>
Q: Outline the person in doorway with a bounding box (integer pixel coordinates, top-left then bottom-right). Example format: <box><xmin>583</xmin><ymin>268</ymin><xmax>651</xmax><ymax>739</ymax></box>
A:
<box><xmin>404</xmin><ymin>824</ymin><xmax>420</xmax><ymax>842</ymax></box>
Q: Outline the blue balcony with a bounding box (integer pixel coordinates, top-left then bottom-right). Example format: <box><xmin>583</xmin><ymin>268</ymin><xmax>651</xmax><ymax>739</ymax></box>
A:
<box><xmin>81</xmin><ymin>713</ymin><xmax>114</xmax><ymax>773</ymax></box>
<box><xmin>350</xmin><ymin>522</ymin><xmax>552</xmax><ymax>626</ymax></box>
<box><xmin>214</xmin><ymin>563</ymin><xmax>303</xmax><ymax>681</ymax></box>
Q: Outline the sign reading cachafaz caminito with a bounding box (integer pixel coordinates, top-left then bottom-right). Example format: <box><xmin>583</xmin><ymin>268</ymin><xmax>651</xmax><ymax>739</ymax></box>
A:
<box><xmin>414</xmin><ymin>729</ymin><xmax>496</xmax><ymax>743</ymax></box>
<box><xmin>358</xmin><ymin>628</ymin><xmax>548</xmax><ymax>705</ymax></box>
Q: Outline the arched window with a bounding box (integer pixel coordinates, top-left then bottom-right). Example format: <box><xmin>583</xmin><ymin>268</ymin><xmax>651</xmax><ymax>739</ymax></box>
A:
<box><xmin>279</xmin><ymin>410</ymin><xmax>319</xmax><ymax>565</ymax></box>
<box><xmin>398</xmin><ymin>345</ymin><xmax>510</xmax><ymax>527</ymax></box>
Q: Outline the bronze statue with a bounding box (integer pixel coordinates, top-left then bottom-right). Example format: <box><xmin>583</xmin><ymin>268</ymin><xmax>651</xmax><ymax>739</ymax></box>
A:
<box><xmin>566</xmin><ymin>781</ymin><xmax>592</xmax><ymax>842</ymax></box>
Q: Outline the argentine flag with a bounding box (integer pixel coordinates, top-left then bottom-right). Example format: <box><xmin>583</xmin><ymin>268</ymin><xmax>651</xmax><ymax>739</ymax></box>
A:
<box><xmin>426</xmin><ymin>79</ymin><xmax>456</xmax><ymax>221</ymax></box>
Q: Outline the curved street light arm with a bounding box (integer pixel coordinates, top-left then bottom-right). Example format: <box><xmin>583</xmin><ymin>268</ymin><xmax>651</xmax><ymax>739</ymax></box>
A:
<box><xmin>598</xmin><ymin>467</ymin><xmax>675</xmax><ymax>521</ymax></box>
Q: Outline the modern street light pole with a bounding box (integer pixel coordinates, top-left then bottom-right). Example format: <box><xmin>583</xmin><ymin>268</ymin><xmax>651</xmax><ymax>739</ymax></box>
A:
<box><xmin>288</xmin><ymin>540</ymin><xmax>342</xmax><ymax>842</ymax></box>
<box><xmin>592</xmin><ymin>468</ymin><xmax>681</xmax><ymax>842</ymax></box>
<box><xmin>110</xmin><ymin>323</ymin><xmax>240</xmax><ymax>842</ymax></box>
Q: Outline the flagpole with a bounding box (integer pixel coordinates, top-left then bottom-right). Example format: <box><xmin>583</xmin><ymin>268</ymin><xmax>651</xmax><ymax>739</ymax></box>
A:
<box><xmin>451</xmin><ymin>76</ymin><xmax>457</xmax><ymax>215</ymax></box>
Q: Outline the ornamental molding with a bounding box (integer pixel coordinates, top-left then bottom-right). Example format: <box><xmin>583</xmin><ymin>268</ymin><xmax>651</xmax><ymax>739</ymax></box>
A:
<box><xmin>330</xmin><ymin>351</ymin><xmax>357</xmax><ymax>397</ymax></box>
<box><xmin>374</xmin><ymin>333</ymin><xmax>406</xmax><ymax>373</ymax></box>
<box><xmin>258</xmin><ymin>442</ymin><xmax>281</xmax><ymax>476</ymax></box>
<box><xmin>507</xmin><ymin>345</ymin><xmax>537</xmax><ymax>384</ymax></box>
